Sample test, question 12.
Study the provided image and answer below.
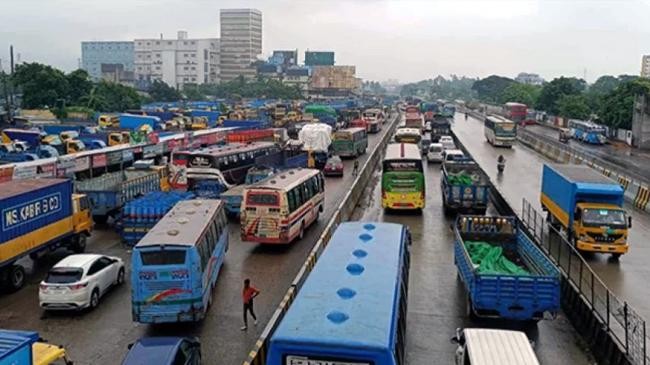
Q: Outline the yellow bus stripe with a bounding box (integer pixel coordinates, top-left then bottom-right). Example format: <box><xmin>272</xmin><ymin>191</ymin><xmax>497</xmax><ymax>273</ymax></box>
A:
<box><xmin>541</xmin><ymin>193</ymin><xmax>569</xmax><ymax>227</ymax></box>
<box><xmin>0</xmin><ymin>218</ymin><xmax>73</xmax><ymax>264</ymax></box>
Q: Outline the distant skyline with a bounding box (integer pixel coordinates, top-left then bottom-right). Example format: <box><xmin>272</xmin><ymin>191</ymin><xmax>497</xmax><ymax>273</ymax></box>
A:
<box><xmin>0</xmin><ymin>0</ymin><xmax>648</xmax><ymax>83</ymax></box>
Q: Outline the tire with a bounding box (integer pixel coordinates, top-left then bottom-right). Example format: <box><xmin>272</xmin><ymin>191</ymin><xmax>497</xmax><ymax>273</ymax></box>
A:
<box><xmin>116</xmin><ymin>268</ymin><xmax>125</xmax><ymax>285</ymax></box>
<box><xmin>298</xmin><ymin>223</ymin><xmax>305</xmax><ymax>240</ymax></box>
<box><xmin>7</xmin><ymin>265</ymin><xmax>25</xmax><ymax>292</ymax></box>
<box><xmin>89</xmin><ymin>289</ymin><xmax>100</xmax><ymax>310</ymax></box>
<box><xmin>71</xmin><ymin>235</ymin><xmax>87</xmax><ymax>253</ymax></box>
<box><xmin>93</xmin><ymin>215</ymin><xmax>108</xmax><ymax>225</ymax></box>
<box><xmin>612</xmin><ymin>253</ymin><xmax>622</xmax><ymax>261</ymax></box>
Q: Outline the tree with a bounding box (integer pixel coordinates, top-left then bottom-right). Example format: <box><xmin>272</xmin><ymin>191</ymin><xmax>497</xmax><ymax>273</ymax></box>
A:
<box><xmin>536</xmin><ymin>77</ymin><xmax>586</xmax><ymax>114</ymax></box>
<box><xmin>599</xmin><ymin>78</ymin><xmax>650</xmax><ymax>129</ymax></box>
<box><xmin>149</xmin><ymin>80</ymin><xmax>182</xmax><ymax>102</ymax></box>
<box><xmin>12</xmin><ymin>62</ymin><xmax>69</xmax><ymax>108</ymax></box>
<box><xmin>557</xmin><ymin>94</ymin><xmax>591</xmax><ymax>120</ymax></box>
<box><xmin>471</xmin><ymin>75</ymin><xmax>516</xmax><ymax>102</ymax></box>
<box><xmin>590</xmin><ymin>75</ymin><xmax>620</xmax><ymax>95</ymax></box>
<box><xmin>429</xmin><ymin>75</ymin><xmax>477</xmax><ymax>101</ymax></box>
<box><xmin>498</xmin><ymin>83</ymin><xmax>541</xmax><ymax>106</ymax></box>
<box><xmin>82</xmin><ymin>80</ymin><xmax>141</xmax><ymax>112</ymax></box>
<box><xmin>182</xmin><ymin>84</ymin><xmax>206</xmax><ymax>101</ymax></box>
<box><xmin>66</xmin><ymin>69</ymin><xmax>93</xmax><ymax>105</ymax></box>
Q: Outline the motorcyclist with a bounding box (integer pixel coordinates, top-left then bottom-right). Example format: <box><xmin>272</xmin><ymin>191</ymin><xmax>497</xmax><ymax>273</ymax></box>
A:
<box><xmin>497</xmin><ymin>155</ymin><xmax>506</xmax><ymax>172</ymax></box>
<box><xmin>465</xmin><ymin>112</ymin><xmax>468</xmax><ymax>120</ymax></box>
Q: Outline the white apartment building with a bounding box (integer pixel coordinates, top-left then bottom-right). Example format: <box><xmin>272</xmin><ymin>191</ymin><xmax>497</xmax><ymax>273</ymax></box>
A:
<box><xmin>220</xmin><ymin>9</ymin><xmax>262</xmax><ymax>82</ymax></box>
<box><xmin>642</xmin><ymin>55</ymin><xmax>650</xmax><ymax>78</ymax></box>
<box><xmin>134</xmin><ymin>31</ymin><xmax>219</xmax><ymax>89</ymax></box>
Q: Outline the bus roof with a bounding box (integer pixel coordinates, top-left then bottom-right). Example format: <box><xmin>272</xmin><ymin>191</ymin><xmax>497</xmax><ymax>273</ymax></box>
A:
<box><xmin>395</xmin><ymin>127</ymin><xmax>420</xmax><ymax>135</ymax></box>
<box><xmin>187</xmin><ymin>141</ymin><xmax>276</xmax><ymax>156</ymax></box>
<box><xmin>464</xmin><ymin>329</ymin><xmax>539</xmax><ymax>365</ymax></box>
<box><xmin>505</xmin><ymin>102</ymin><xmax>527</xmax><ymax>107</ymax></box>
<box><xmin>335</xmin><ymin>127</ymin><xmax>366</xmax><ymax>134</ymax></box>
<box><xmin>135</xmin><ymin>199</ymin><xmax>223</xmax><ymax>248</ymax></box>
<box><xmin>247</xmin><ymin>168</ymin><xmax>320</xmax><ymax>192</ymax></box>
<box><xmin>384</xmin><ymin>143</ymin><xmax>420</xmax><ymax>160</ymax></box>
<box><xmin>485</xmin><ymin>115</ymin><xmax>514</xmax><ymax>124</ymax></box>
<box><xmin>270</xmin><ymin>222</ymin><xmax>407</xmax><ymax>355</ymax></box>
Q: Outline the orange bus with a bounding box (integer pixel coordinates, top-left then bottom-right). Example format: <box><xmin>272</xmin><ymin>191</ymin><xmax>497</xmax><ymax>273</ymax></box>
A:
<box><xmin>240</xmin><ymin>168</ymin><xmax>325</xmax><ymax>244</ymax></box>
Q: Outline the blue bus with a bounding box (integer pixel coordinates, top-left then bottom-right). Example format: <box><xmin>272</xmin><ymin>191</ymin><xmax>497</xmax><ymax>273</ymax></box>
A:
<box><xmin>267</xmin><ymin>222</ymin><xmax>411</xmax><ymax>365</ymax></box>
<box><xmin>568</xmin><ymin>119</ymin><xmax>607</xmax><ymax>145</ymax></box>
<box><xmin>131</xmin><ymin>199</ymin><xmax>228</xmax><ymax>323</ymax></box>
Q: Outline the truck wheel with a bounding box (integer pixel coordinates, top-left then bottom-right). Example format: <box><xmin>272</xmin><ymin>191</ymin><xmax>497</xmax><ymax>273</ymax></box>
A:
<box><xmin>611</xmin><ymin>253</ymin><xmax>622</xmax><ymax>261</ymax></box>
<box><xmin>72</xmin><ymin>235</ymin><xmax>87</xmax><ymax>253</ymax></box>
<box><xmin>93</xmin><ymin>215</ymin><xmax>108</xmax><ymax>225</ymax></box>
<box><xmin>7</xmin><ymin>265</ymin><xmax>25</xmax><ymax>292</ymax></box>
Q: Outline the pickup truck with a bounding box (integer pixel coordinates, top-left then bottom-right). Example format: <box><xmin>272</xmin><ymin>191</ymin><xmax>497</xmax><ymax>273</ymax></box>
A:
<box><xmin>454</xmin><ymin>215</ymin><xmax>561</xmax><ymax>321</ymax></box>
<box><xmin>0</xmin><ymin>329</ymin><xmax>73</xmax><ymax>365</ymax></box>
<box><xmin>541</xmin><ymin>163</ymin><xmax>630</xmax><ymax>258</ymax></box>
<box><xmin>441</xmin><ymin>159</ymin><xmax>489</xmax><ymax>215</ymax></box>
<box><xmin>75</xmin><ymin>170</ymin><xmax>161</xmax><ymax>223</ymax></box>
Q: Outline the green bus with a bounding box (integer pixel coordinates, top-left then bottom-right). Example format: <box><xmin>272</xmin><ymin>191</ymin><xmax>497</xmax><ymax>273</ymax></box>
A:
<box><xmin>382</xmin><ymin>143</ymin><xmax>425</xmax><ymax>211</ymax></box>
<box><xmin>332</xmin><ymin>127</ymin><xmax>368</xmax><ymax>157</ymax></box>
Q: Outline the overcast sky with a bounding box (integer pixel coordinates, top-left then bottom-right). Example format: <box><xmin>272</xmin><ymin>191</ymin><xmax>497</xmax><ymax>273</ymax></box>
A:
<box><xmin>0</xmin><ymin>0</ymin><xmax>648</xmax><ymax>83</ymax></box>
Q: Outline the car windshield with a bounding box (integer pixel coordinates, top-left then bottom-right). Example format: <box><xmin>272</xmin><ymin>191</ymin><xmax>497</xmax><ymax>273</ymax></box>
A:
<box><xmin>582</xmin><ymin>208</ymin><xmax>627</xmax><ymax>227</ymax></box>
<box><xmin>46</xmin><ymin>268</ymin><xmax>83</xmax><ymax>283</ymax></box>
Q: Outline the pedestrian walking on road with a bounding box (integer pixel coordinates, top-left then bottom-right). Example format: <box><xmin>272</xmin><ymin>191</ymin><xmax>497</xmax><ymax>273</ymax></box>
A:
<box><xmin>353</xmin><ymin>160</ymin><xmax>359</xmax><ymax>177</ymax></box>
<box><xmin>241</xmin><ymin>278</ymin><xmax>260</xmax><ymax>331</ymax></box>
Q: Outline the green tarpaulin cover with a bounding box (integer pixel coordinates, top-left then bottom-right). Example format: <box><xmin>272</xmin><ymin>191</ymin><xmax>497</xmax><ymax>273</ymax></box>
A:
<box><xmin>447</xmin><ymin>173</ymin><xmax>474</xmax><ymax>186</ymax></box>
<box><xmin>464</xmin><ymin>241</ymin><xmax>529</xmax><ymax>276</ymax></box>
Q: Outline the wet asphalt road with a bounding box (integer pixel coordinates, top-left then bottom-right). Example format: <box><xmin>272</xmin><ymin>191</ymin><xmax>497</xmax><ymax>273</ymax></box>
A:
<box><xmin>453</xmin><ymin>113</ymin><xmax>650</xmax><ymax>325</ymax></box>
<box><xmin>349</xmin><ymin>144</ymin><xmax>593</xmax><ymax>365</ymax></box>
<box><xmin>0</xmin><ymin>116</ymin><xmax>395</xmax><ymax>365</ymax></box>
<box><xmin>525</xmin><ymin>124</ymin><xmax>650</xmax><ymax>183</ymax></box>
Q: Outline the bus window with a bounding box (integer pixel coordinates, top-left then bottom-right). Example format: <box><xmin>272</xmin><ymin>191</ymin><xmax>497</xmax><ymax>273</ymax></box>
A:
<box><xmin>140</xmin><ymin>250</ymin><xmax>186</xmax><ymax>266</ymax></box>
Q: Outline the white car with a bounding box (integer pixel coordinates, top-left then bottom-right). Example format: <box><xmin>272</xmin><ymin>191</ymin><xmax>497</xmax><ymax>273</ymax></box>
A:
<box><xmin>441</xmin><ymin>149</ymin><xmax>466</xmax><ymax>168</ymax></box>
<box><xmin>427</xmin><ymin>143</ymin><xmax>444</xmax><ymax>163</ymax></box>
<box><xmin>39</xmin><ymin>254</ymin><xmax>125</xmax><ymax>311</ymax></box>
<box><xmin>439</xmin><ymin>135</ymin><xmax>456</xmax><ymax>150</ymax></box>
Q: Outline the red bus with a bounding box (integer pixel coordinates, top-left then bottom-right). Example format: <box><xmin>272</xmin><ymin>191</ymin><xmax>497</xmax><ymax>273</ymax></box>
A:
<box><xmin>503</xmin><ymin>102</ymin><xmax>528</xmax><ymax>124</ymax></box>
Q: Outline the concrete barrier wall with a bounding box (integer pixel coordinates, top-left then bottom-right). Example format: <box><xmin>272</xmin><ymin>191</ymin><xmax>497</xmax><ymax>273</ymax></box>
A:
<box><xmin>243</xmin><ymin>112</ymin><xmax>401</xmax><ymax>365</ymax></box>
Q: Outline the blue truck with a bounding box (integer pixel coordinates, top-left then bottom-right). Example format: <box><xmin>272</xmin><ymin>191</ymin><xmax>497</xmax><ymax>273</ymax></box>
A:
<box><xmin>0</xmin><ymin>329</ymin><xmax>72</xmax><ymax>365</ymax></box>
<box><xmin>454</xmin><ymin>215</ymin><xmax>561</xmax><ymax>321</ymax></box>
<box><xmin>119</xmin><ymin>114</ymin><xmax>161</xmax><ymax>131</ymax></box>
<box><xmin>441</xmin><ymin>159</ymin><xmax>489</xmax><ymax>215</ymax></box>
<box><xmin>541</xmin><ymin>163</ymin><xmax>630</xmax><ymax>258</ymax></box>
<box><xmin>75</xmin><ymin>170</ymin><xmax>161</xmax><ymax>224</ymax></box>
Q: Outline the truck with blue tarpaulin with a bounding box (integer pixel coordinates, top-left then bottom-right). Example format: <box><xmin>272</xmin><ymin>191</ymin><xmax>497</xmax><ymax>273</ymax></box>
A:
<box><xmin>441</xmin><ymin>159</ymin><xmax>489</xmax><ymax>215</ymax></box>
<box><xmin>0</xmin><ymin>179</ymin><xmax>92</xmax><ymax>291</ymax></box>
<box><xmin>75</xmin><ymin>170</ymin><xmax>162</xmax><ymax>223</ymax></box>
<box><xmin>454</xmin><ymin>215</ymin><xmax>561</xmax><ymax>321</ymax></box>
<box><xmin>119</xmin><ymin>114</ymin><xmax>161</xmax><ymax>130</ymax></box>
<box><xmin>0</xmin><ymin>329</ymin><xmax>72</xmax><ymax>365</ymax></box>
<box><xmin>190</xmin><ymin>110</ymin><xmax>221</xmax><ymax>127</ymax></box>
<box><xmin>540</xmin><ymin>163</ymin><xmax>630</xmax><ymax>258</ymax></box>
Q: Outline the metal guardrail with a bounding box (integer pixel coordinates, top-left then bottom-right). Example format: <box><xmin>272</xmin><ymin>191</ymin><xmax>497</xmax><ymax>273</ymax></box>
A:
<box><xmin>520</xmin><ymin>198</ymin><xmax>648</xmax><ymax>365</ymax></box>
<box><xmin>242</xmin><ymin>112</ymin><xmax>401</xmax><ymax>365</ymax></box>
<box><xmin>517</xmin><ymin>128</ymin><xmax>649</xmax><ymax>186</ymax></box>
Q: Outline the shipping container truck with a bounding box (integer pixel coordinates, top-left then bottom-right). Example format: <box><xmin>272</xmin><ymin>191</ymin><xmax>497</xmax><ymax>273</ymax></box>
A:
<box><xmin>0</xmin><ymin>329</ymin><xmax>72</xmax><ymax>365</ymax></box>
<box><xmin>0</xmin><ymin>179</ymin><xmax>92</xmax><ymax>291</ymax></box>
<box><xmin>79</xmin><ymin>131</ymin><xmax>129</xmax><ymax>147</ymax></box>
<box><xmin>441</xmin><ymin>159</ymin><xmax>489</xmax><ymax>215</ymax></box>
<box><xmin>75</xmin><ymin>170</ymin><xmax>161</xmax><ymax>224</ymax></box>
<box><xmin>454</xmin><ymin>215</ymin><xmax>561</xmax><ymax>321</ymax></box>
<box><xmin>540</xmin><ymin>164</ymin><xmax>630</xmax><ymax>258</ymax></box>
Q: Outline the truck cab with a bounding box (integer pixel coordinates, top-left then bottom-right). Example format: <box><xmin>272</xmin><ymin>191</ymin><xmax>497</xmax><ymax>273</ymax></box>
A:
<box><xmin>72</xmin><ymin>194</ymin><xmax>93</xmax><ymax>238</ymax></box>
<box><xmin>572</xmin><ymin>203</ymin><xmax>630</xmax><ymax>254</ymax></box>
<box><xmin>65</xmin><ymin>140</ymin><xmax>86</xmax><ymax>154</ymax></box>
<box><xmin>108</xmin><ymin>132</ymin><xmax>129</xmax><ymax>146</ymax></box>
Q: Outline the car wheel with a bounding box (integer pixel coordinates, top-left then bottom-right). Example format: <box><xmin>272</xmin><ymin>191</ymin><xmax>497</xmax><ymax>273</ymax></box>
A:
<box><xmin>90</xmin><ymin>289</ymin><xmax>100</xmax><ymax>309</ymax></box>
<box><xmin>7</xmin><ymin>265</ymin><xmax>25</xmax><ymax>292</ymax></box>
<box><xmin>116</xmin><ymin>268</ymin><xmax>125</xmax><ymax>285</ymax></box>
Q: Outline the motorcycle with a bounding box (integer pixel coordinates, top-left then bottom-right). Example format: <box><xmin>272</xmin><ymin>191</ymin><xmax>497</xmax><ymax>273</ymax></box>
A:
<box><xmin>497</xmin><ymin>161</ymin><xmax>506</xmax><ymax>173</ymax></box>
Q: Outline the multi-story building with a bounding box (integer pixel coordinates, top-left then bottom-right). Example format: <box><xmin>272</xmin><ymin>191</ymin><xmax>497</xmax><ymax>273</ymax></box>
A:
<box><xmin>269</xmin><ymin>50</ymin><xmax>297</xmax><ymax>67</ymax></box>
<box><xmin>134</xmin><ymin>31</ymin><xmax>219</xmax><ymax>89</ymax></box>
<box><xmin>219</xmin><ymin>8</ymin><xmax>262</xmax><ymax>82</ymax></box>
<box><xmin>641</xmin><ymin>55</ymin><xmax>650</xmax><ymax>78</ymax></box>
<box><xmin>515</xmin><ymin>72</ymin><xmax>544</xmax><ymax>85</ymax></box>
<box><xmin>284</xmin><ymin>67</ymin><xmax>310</xmax><ymax>97</ymax></box>
<box><xmin>309</xmin><ymin>65</ymin><xmax>361</xmax><ymax>97</ymax></box>
<box><xmin>81</xmin><ymin>41</ymin><xmax>134</xmax><ymax>81</ymax></box>
<box><xmin>305</xmin><ymin>51</ymin><xmax>335</xmax><ymax>66</ymax></box>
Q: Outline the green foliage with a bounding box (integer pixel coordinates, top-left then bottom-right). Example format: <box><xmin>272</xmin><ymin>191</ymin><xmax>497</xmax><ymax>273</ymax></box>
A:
<box><xmin>363</xmin><ymin>81</ymin><xmax>387</xmax><ymax>95</ymax></box>
<box><xmin>557</xmin><ymin>94</ymin><xmax>591</xmax><ymax>120</ymax></box>
<box><xmin>182</xmin><ymin>84</ymin><xmax>206</xmax><ymax>101</ymax></box>
<box><xmin>12</xmin><ymin>62</ymin><xmax>69</xmax><ymax>108</ymax></box>
<box><xmin>400</xmin><ymin>75</ymin><xmax>476</xmax><ymax>100</ymax></box>
<box><xmin>81</xmin><ymin>81</ymin><xmax>141</xmax><ymax>112</ymax></box>
<box><xmin>471</xmin><ymin>75</ymin><xmax>516</xmax><ymax>102</ymax></box>
<box><xmin>66</xmin><ymin>69</ymin><xmax>93</xmax><ymax>104</ymax></box>
<box><xmin>199</xmin><ymin>77</ymin><xmax>302</xmax><ymax>99</ymax></box>
<box><xmin>498</xmin><ymin>83</ymin><xmax>541</xmax><ymax>106</ymax></box>
<box><xmin>598</xmin><ymin>78</ymin><xmax>650</xmax><ymax>129</ymax></box>
<box><xmin>149</xmin><ymin>80</ymin><xmax>182</xmax><ymax>102</ymax></box>
<box><xmin>536</xmin><ymin>77</ymin><xmax>586</xmax><ymax>114</ymax></box>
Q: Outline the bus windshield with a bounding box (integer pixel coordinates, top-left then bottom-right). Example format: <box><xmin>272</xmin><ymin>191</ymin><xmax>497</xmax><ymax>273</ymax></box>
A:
<box><xmin>139</xmin><ymin>249</ymin><xmax>187</xmax><ymax>266</ymax></box>
<box><xmin>383</xmin><ymin>160</ymin><xmax>423</xmax><ymax>172</ymax></box>
<box><xmin>246</xmin><ymin>192</ymin><xmax>279</xmax><ymax>206</ymax></box>
<box><xmin>495</xmin><ymin>122</ymin><xmax>516</xmax><ymax>136</ymax></box>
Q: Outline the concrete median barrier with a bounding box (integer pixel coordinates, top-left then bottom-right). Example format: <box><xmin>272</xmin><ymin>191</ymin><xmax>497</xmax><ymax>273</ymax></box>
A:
<box><xmin>243</xmin><ymin>112</ymin><xmax>401</xmax><ymax>365</ymax></box>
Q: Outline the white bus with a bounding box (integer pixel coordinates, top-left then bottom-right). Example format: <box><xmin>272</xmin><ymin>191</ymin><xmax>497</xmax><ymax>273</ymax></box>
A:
<box><xmin>240</xmin><ymin>168</ymin><xmax>325</xmax><ymax>244</ymax></box>
<box><xmin>484</xmin><ymin>115</ymin><xmax>517</xmax><ymax>148</ymax></box>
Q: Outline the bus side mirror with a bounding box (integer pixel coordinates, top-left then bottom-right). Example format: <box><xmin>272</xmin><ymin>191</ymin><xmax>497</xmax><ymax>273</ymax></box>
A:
<box><xmin>628</xmin><ymin>216</ymin><xmax>632</xmax><ymax>228</ymax></box>
<box><xmin>450</xmin><ymin>336</ymin><xmax>459</xmax><ymax>344</ymax></box>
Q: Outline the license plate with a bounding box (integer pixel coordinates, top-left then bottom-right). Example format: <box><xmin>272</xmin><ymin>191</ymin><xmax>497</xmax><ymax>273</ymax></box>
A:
<box><xmin>286</xmin><ymin>356</ymin><xmax>370</xmax><ymax>365</ymax></box>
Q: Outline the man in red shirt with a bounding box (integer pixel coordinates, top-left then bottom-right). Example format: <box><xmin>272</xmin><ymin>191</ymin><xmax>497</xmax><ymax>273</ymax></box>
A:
<box><xmin>241</xmin><ymin>278</ymin><xmax>260</xmax><ymax>331</ymax></box>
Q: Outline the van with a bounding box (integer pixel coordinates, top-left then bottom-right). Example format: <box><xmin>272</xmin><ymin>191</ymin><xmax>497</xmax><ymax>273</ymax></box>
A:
<box><xmin>427</xmin><ymin>143</ymin><xmax>444</xmax><ymax>163</ymax></box>
<box><xmin>451</xmin><ymin>328</ymin><xmax>539</xmax><ymax>365</ymax></box>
